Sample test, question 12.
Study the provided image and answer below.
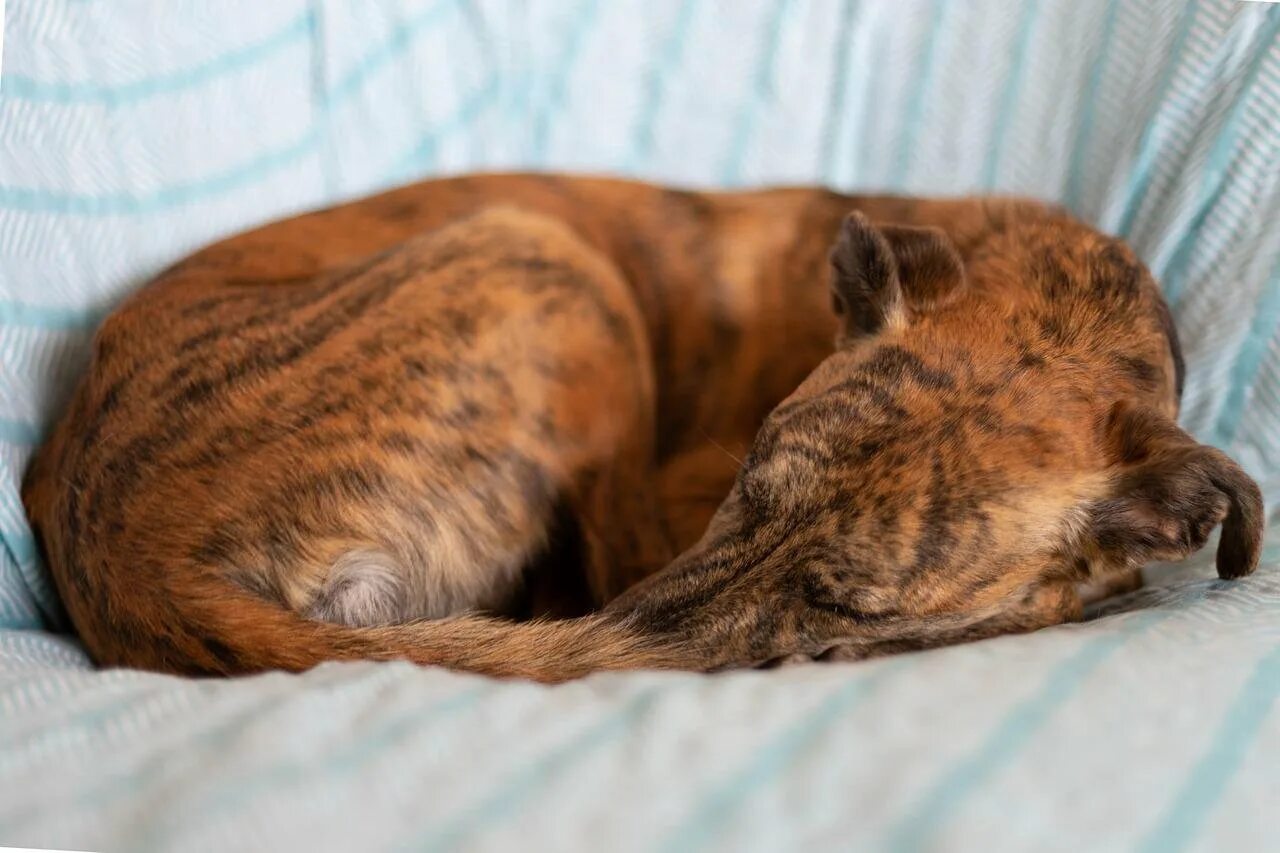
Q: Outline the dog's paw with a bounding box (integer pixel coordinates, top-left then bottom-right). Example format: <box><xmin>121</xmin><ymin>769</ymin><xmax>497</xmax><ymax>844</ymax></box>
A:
<box><xmin>1093</xmin><ymin>402</ymin><xmax>1263</xmax><ymax>579</ymax></box>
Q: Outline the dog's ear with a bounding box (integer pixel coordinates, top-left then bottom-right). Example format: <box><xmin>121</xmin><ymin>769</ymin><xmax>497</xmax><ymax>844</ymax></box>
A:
<box><xmin>829</xmin><ymin>213</ymin><xmax>965</xmax><ymax>341</ymax></box>
<box><xmin>879</xmin><ymin>224</ymin><xmax>966</xmax><ymax>312</ymax></box>
<box><xmin>1089</xmin><ymin>401</ymin><xmax>1263</xmax><ymax>579</ymax></box>
<box><xmin>829</xmin><ymin>212</ymin><xmax>904</xmax><ymax>338</ymax></box>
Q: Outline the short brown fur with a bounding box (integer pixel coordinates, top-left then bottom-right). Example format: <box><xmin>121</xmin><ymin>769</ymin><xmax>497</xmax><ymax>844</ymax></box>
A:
<box><xmin>23</xmin><ymin>174</ymin><xmax>1263</xmax><ymax>680</ymax></box>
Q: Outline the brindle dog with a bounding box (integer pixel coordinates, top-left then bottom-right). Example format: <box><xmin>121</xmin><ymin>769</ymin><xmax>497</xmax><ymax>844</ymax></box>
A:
<box><xmin>22</xmin><ymin>174</ymin><xmax>1263</xmax><ymax>681</ymax></box>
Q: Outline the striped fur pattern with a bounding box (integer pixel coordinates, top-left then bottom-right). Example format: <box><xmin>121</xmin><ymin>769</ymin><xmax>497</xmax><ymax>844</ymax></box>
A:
<box><xmin>22</xmin><ymin>174</ymin><xmax>1264</xmax><ymax>680</ymax></box>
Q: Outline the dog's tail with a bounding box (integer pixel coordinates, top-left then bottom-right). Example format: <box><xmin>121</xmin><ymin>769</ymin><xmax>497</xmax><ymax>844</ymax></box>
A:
<box><xmin>92</xmin><ymin>577</ymin><xmax>694</xmax><ymax>682</ymax></box>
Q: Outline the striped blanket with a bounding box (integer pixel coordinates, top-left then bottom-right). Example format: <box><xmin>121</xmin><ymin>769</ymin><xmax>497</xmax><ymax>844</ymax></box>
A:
<box><xmin>1</xmin><ymin>1</ymin><xmax>1278</xmax><ymax>850</ymax></box>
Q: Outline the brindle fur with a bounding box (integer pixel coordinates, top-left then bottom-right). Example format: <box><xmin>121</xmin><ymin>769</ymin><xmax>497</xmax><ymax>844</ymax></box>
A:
<box><xmin>22</xmin><ymin>174</ymin><xmax>1263</xmax><ymax>681</ymax></box>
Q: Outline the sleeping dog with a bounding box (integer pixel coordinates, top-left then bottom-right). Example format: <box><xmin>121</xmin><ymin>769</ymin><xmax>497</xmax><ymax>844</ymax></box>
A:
<box><xmin>23</xmin><ymin>174</ymin><xmax>1263</xmax><ymax>679</ymax></box>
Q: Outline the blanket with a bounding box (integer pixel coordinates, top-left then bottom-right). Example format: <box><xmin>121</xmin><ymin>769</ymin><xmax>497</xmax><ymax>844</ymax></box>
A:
<box><xmin>1</xmin><ymin>1</ymin><xmax>1277</xmax><ymax>850</ymax></box>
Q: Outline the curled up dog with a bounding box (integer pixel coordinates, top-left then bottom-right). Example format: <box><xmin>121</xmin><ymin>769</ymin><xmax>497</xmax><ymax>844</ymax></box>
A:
<box><xmin>22</xmin><ymin>174</ymin><xmax>1264</xmax><ymax>681</ymax></box>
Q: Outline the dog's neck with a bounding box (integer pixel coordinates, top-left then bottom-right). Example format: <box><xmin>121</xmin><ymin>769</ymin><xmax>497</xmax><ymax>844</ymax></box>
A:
<box><xmin>605</xmin><ymin>187</ymin><xmax>851</xmax><ymax>459</ymax></box>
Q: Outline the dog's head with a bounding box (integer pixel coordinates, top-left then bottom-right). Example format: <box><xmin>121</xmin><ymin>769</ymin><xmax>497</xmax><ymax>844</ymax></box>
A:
<box><xmin>616</xmin><ymin>206</ymin><xmax>1261</xmax><ymax>648</ymax></box>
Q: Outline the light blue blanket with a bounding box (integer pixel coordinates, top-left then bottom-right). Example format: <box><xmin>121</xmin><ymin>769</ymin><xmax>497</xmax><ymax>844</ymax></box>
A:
<box><xmin>1</xmin><ymin>1</ymin><xmax>1278</xmax><ymax>850</ymax></box>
